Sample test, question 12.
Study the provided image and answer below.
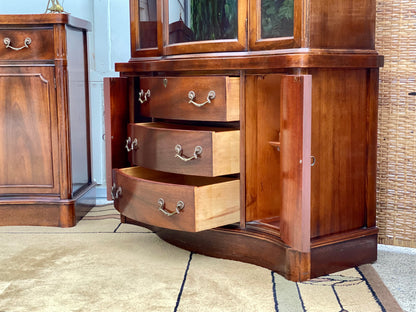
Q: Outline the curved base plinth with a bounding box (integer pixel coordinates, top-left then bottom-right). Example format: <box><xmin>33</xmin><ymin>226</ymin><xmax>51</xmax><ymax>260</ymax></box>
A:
<box><xmin>123</xmin><ymin>216</ymin><xmax>378</xmax><ymax>282</ymax></box>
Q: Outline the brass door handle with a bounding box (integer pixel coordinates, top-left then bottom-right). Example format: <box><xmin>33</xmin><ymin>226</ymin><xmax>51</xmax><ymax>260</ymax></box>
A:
<box><xmin>188</xmin><ymin>90</ymin><xmax>215</xmax><ymax>107</ymax></box>
<box><xmin>138</xmin><ymin>89</ymin><xmax>151</xmax><ymax>104</ymax></box>
<box><xmin>158</xmin><ymin>198</ymin><xmax>185</xmax><ymax>216</ymax></box>
<box><xmin>125</xmin><ymin>137</ymin><xmax>138</xmax><ymax>152</ymax></box>
<box><xmin>111</xmin><ymin>183</ymin><xmax>122</xmax><ymax>200</ymax></box>
<box><xmin>175</xmin><ymin>144</ymin><xmax>202</xmax><ymax>162</ymax></box>
<box><xmin>3</xmin><ymin>37</ymin><xmax>31</xmax><ymax>51</ymax></box>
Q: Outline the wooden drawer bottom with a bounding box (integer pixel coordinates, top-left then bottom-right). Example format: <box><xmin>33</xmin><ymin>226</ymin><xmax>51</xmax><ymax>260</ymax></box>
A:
<box><xmin>113</xmin><ymin>167</ymin><xmax>240</xmax><ymax>232</ymax></box>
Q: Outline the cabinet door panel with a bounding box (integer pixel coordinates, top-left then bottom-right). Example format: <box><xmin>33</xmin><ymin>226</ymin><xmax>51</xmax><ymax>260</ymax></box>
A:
<box><xmin>0</xmin><ymin>67</ymin><xmax>59</xmax><ymax>194</ymax></box>
<box><xmin>280</xmin><ymin>75</ymin><xmax>312</xmax><ymax>253</ymax></box>
<box><xmin>245</xmin><ymin>73</ymin><xmax>312</xmax><ymax>252</ymax></box>
<box><xmin>104</xmin><ymin>77</ymin><xmax>130</xmax><ymax>200</ymax></box>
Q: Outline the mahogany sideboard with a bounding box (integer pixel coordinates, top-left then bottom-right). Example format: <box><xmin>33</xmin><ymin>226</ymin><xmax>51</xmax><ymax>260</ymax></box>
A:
<box><xmin>0</xmin><ymin>14</ymin><xmax>95</xmax><ymax>227</ymax></box>
<box><xmin>105</xmin><ymin>0</ymin><xmax>383</xmax><ymax>281</ymax></box>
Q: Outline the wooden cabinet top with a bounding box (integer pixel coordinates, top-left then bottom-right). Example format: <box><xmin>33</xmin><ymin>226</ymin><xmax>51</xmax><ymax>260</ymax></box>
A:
<box><xmin>0</xmin><ymin>14</ymin><xmax>91</xmax><ymax>31</ymax></box>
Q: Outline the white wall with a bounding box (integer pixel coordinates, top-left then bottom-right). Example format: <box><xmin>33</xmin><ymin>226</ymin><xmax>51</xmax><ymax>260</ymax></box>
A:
<box><xmin>0</xmin><ymin>0</ymin><xmax>131</xmax><ymax>197</ymax></box>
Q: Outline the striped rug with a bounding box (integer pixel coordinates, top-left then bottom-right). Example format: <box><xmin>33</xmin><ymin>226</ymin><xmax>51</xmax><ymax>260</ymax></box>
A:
<box><xmin>0</xmin><ymin>205</ymin><xmax>403</xmax><ymax>312</ymax></box>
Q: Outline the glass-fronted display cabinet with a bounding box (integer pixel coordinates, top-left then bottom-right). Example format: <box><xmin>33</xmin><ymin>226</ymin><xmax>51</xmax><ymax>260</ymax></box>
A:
<box><xmin>107</xmin><ymin>0</ymin><xmax>382</xmax><ymax>282</ymax></box>
<box><xmin>131</xmin><ymin>0</ymin><xmax>303</xmax><ymax>56</ymax></box>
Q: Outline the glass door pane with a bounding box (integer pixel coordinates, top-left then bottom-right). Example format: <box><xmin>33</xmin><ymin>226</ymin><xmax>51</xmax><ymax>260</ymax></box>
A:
<box><xmin>261</xmin><ymin>0</ymin><xmax>294</xmax><ymax>39</ymax></box>
<box><xmin>139</xmin><ymin>0</ymin><xmax>158</xmax><ymax>48</ymax></box>
<box><xmin>168</xmin><ymin>0</ymin><xmax>238</xmax><ymax>44</ymax></box>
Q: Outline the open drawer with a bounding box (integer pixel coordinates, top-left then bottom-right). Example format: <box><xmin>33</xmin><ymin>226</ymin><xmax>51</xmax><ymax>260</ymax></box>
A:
<box><xmin>112</xmin><ymin>166</ymin><xmax>240</xmax><ymax>232</ymax></box>
<box><xmin>127</xmin><ymin>122</ymin><xmax>240</xmax><ymax>176</ymax></box>
<box><xmin>138</xmin><ymin>76</ymin><xmax>240</xmax><ymax>122</ymax></box>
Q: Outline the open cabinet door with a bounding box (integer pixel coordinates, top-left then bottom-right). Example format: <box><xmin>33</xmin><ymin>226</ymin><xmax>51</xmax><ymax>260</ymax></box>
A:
<box><xmin>280</xmin><ymin>75</ymin><xmax>312</xmax><ymax>253</ymax></box>
<box><xmin>104</xmin><ymin>77</ymin><xmax>130</xmax><ymax>200</ymax></box>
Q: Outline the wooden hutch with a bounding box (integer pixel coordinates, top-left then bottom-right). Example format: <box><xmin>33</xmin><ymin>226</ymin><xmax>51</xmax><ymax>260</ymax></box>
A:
<box><xmin>105</xmin><ymin>0</ymin><xmax>383</xmax><ymax>281</ymax></box>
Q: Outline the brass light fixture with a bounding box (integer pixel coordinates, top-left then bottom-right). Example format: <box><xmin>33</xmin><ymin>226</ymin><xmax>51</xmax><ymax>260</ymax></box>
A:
<box><xmin>45</xmin><ymin>0</ymin><xmax>64</xmax><ymax>13</ymax></box>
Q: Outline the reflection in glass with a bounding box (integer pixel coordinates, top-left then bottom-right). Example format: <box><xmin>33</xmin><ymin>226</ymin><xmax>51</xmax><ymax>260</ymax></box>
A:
<box><xmin>139</xmin><ymin>0</ymin><xmax>158</xmax><ymax>49</ymax></box>
<box><xmin>169</xmin><ymin>0</ymin><xmax>238</xmax><ymax>44</ymax></box>
<box><xmin>261</xmin><ymin>0</ymin><xmax>294</xmax><ymax>39</ymax></box>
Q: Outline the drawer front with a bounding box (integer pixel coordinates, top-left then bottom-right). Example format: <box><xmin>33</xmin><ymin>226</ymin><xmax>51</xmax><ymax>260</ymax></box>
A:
<box><xmin>128</xmin><ymin>122</ymin><xmax>240</xmax><ymax>177</ymax></box>
<box><xmin>139</xmin><ymin>76</ymin><xmax>240</xmax><ymax>121</ymax></box>
<box><xmin>113</xmin><ymin>167</ymin><xmax>240</xmax><ymax>232</ymax></box>
<box><xmin>0</xmin><ymin>28</ymin><xmax>54</xmax><ymax>61</ymax></box>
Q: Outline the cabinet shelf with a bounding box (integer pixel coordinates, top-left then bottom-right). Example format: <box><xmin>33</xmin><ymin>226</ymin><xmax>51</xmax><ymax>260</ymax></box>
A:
<box><xmin>268</xmin><ymin>141</ymin><xmax>281</xmax><ymax>150</ymax></box>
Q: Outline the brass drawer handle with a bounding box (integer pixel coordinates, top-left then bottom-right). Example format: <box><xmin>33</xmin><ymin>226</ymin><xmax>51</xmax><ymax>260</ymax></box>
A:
<box><xmin>188</xmin><ymin>90</ymin><xmax>216</xmax><ymax>107</ymax></box>
<box><xmin>125</xmin><ymin>137</ymin><xmax>138</xmax><ymax>152</ymax></box>
<box><xmin>111</xmin><ymin>183</ymin><xmax>122</xmax><ymax>200</ymax></box>
<box><xmin>158</xmin><ymin>198</ymin><xmax>185</xmax><ymax>217</ymax></box>
<box><xmin>175</xmin><ymin>144</ymin><xmax>202</xmax><ymax>162</ymax></box>
<box><xmin>138</xmin><ymin>89</ymin><xmax>151</xmax><ymax>104</ymax></box>
<box><xmin>3</xmin><ymin>37</ymin><xmax>31</xmax><ymax>51</ymax></box>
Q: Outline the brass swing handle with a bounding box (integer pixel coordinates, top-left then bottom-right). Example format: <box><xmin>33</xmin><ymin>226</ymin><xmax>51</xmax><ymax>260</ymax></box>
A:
<box><xmin>175</xmin><ymin>144</ymin><xmax>202</xmax><ymax>162</ymax></box>
<box><xmin>158</xmin><ymin>198</ymin><xmax>185</xmax><ymax>217</ymax></box>
<box><xmin>3</xmin><ymin>37</ymin><xmax>31</xmax><ymax>51</ymax></box>
<box><xmin>138</xmin><ymin>89</ymin><xmax>151</xmax><ymax>104</ymax></box>
<box><xmin>125</xmin><ymin>137</ymin><xmax>138</xmax><ymax>152</ymax></box>
<box><xmin>188</xmin><ymin>90</ymin><xmax>216</xmax><ymax>107</ymax></box>
<box><xmin>111</xmin><ymin>183</ymin><xmax>122</xmax><ymax>200</ymax></box>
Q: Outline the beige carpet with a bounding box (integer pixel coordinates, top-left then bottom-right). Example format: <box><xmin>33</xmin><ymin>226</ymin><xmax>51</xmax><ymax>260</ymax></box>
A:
<box><xmin>0</xmin><ymin>206</ymin><xmax>402</xmax><ymax>312</ymax></box>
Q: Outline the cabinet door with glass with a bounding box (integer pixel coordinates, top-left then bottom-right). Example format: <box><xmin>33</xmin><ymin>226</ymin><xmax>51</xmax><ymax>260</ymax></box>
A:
<box><xmin>130</xmin><ymin>0</ymin><xmax>302</xmax><ymax>56</ymax></box>
<box><xmin>249</xmin><ymin>0</ymin><xmax>301</xmax><ymax>50</ymax></box>
<box><xmin>164</xmin><ymin>0</ymin><xmax>247</xmax><ymax>54</ymax></box>
<box><xmin>130</xmin><ymin>0</ymin><xmax>162</xmax><ymax>57</ymax></box>
<box><xmin>130</xmin><ymin>0</ymin><xmax>247</xmax><ymax>56</ymax></box>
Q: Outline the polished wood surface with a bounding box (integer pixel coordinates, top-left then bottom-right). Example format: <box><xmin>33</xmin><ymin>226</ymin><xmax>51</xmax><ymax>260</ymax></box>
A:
<box><xmin>128</xmin><ymin>122</ymin><xmax>240</xmax><ymax>177</ymax></box>
<box><xmin>280</xmin><ymin>75</ymin><xmax>311</xmax><ymax>252</ymax></box>
<box><xmin>0</xmin><ymin>66</ymin><xmax>59</xmax><ymax>194</ymax></box>
<box><xmin>104</xmin><ymin>77</ymin><xmax>130</xmax><ymax>200</ymax></box>
<box><xmin>245</xmin><ymin>74</ymin><xmax>282</xmax><ymax>221</ymax></box>
<box><xmin>0</xmin><ymin>28</ymin><xmax>54</xmax><ymax>60</ymax></box>
<box><xmin>139</xmin><ymin>76</ymin><xmax>240</xmax><ymax>121</ymax></box>
<box><xmin>0</xmin><ymin>14</ymin><xmax>94</xmax><ymax>227</ymax></box>
<box><xmin>309</xmin><ymin>0</ymin><xmax>376</xmax><ymax>49</ymax></box>
<box><xmin>114</xmin><ymin>167</ymin><xmax>240</xmax><ymax>232</ymax></box>
<box><xmin>119</xmin><ymin>52</ymin><xmax>383</xmax><ymax>73</ymax></box>
<box><xmin>309</xmin><ymin>69</ymin><xmax>370</xmax><ymax>238</ymax></box>
<box><xmin>0</xmin><ymin>14</ymin><xmax>91</xmax><ymax>31</ymax></box>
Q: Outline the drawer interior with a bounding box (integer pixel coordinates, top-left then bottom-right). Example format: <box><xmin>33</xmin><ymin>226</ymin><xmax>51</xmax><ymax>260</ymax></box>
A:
<box><xmin>119</xmin><ymin>166</ymin><xmax>238</xmax><ymax>186</ymax></box>
<box><xmin>134</xmin><ymin>122</ymin><xmax>238</xmax><ymax>132</ymax></box>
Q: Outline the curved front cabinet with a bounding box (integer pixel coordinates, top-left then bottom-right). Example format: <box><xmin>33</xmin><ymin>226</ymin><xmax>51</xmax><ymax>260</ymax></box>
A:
<box><xmin>113</xmin><ymin>166</ymin><xmax>240</xmax><ymax>232</ymax></box>
<box><xmin>127</xmin><ymin>122</ymin><xmax>240</xmax><ymax>177</ymax></box>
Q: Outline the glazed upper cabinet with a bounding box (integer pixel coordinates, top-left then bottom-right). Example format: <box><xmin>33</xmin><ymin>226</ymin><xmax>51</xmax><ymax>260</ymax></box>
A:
<box><xmin>130</xmin><ymin>0</ymin><xmax>375</xmax><ymax>57</ymax></box>
<box><xmin>107</xmin><ymin>0</ymin><xmax>382</xmax><ymax>282</ymax></box>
